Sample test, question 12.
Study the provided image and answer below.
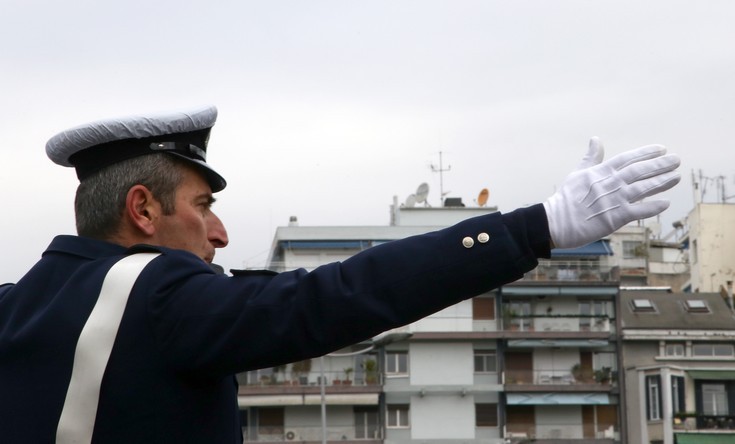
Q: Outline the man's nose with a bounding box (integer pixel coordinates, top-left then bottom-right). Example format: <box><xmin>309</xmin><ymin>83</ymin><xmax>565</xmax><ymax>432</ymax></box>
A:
<box><xmin>208</xmin><ymin>213</ymin><xmax>229</xmax><ymax>248</ymax></box>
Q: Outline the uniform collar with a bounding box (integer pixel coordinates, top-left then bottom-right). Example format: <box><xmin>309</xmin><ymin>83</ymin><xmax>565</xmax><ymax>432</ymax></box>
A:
<box><xmin>44</xmin><ymin>235</ymin><xmax>128</xmax><ymax>260</ymax></box>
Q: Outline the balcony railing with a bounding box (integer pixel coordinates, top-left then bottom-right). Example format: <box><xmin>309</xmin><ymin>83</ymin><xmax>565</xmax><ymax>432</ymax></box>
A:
<box><xmin>239</xmin><ymin>369</ymin><xmax>383</xmax><ymax>387</ymax></box>
<box><xmin>503</xmin><ymin>314</ymin><xmax>612</xmax><ymax>333</ymax></box>
<box><xmin>674</xmin><ymin>414</ymin><xmax>735</xmax><ymax>431</ymax></box>
<box><xmin>243</xmin><ymin>425</ymin><xmax>382</xmax><ymax>443</ymax></box>
<box><xmin>505</xmin><ymin>422</ymin><xmax>617</xmax><ymax>440</ymax></box>
<box><xmin>504</xmin><ymin>368</ymin><xmax>616</xmax><ymax>386</ymax></box>
<box><xmin>520</xmin><ymin>260</ymin><xmax>616</xmax><ymax>282</ymax></box>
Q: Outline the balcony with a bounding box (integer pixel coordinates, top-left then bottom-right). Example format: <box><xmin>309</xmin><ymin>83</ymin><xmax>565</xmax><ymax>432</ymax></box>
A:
<box><xmin>243</xmin><ymin>425</ymin><xmax>382</xmax><ymax>443</ymax></box>
<box><xmin>674</xmin><ymin>414</ymin><xmax>735</xmax><ymax>431</ymax></box>
<box><xmin>505</xmin><ymin>422</ymin><xmax>617</xmax><ymax>442</ymax></box>
<box><xmin>504</xmin><ymin>368</ymin><xmax>616</xmax><ymax>389</ymax></box>
<box><xmin>239</xmin><ymin>369</ymin><xmax>383</xmax><ymax>398</ymax></box>
<box><xmin>520</xmin><ymin>260</ymin><xmax>616</xmax><ymax>283</ymax></box>
<box><xmin>502</xmin><ymin>314</ymin><xmax>613</xmax><ymax>335</ymax></box>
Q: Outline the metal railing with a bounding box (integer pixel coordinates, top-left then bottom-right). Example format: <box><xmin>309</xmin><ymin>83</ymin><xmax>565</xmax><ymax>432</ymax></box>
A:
<box><xmin>240</xmin><ymin>369</ymin><xmax>382</xmax><ymax>387</ymax></box>
<box><xmin>674</xmin><ymin>414</ymin><xmax>735</xmax><ymax>431</ymax></box>
<box><xmin>505</xmin><ymin>423</ymin><xmax>617</xmax><ymax>440</ymax></box>
<box><xmin>503</xmin><ymin>315</ymin><xmax>612</xmax><ymax>333</ymax></box>
<box><xmin>504</xmin><ymin>368</ymin><xmax>616</xmax><ymax>386</ymax></box>
<box><xmin>243</xmin><ymin>425</ymin><xmax>382</xmax><ymax>442</ymax></box>
<box><xmin>520</xmin><ymin>260</ymin><xmax>617</xmax><ymax>282</ymax></box>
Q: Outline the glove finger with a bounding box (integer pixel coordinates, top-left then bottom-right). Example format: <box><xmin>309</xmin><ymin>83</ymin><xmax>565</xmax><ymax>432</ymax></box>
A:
<box><xmin>604</xmin><ymin>144</ymin><xmax>667</xmax><ymax>171</ymax></box>
<box><xmin>623</xmin><ymin>199</ymin><xmax>672</xmax><ymax>221</ymax></box>
<box><xmin>617</xmin><ymin>153</ymin><xmax>681</xmax><ymax>184</ymax></box>
<box><xmin>624</xmin><ymin>171</ymin><xmax>682</xmax><ymax>202</ymax></box>
<box><xmin>576</xmin><ymin>137</ymin><xmax>605</xmax><ymax>170</ymax></box>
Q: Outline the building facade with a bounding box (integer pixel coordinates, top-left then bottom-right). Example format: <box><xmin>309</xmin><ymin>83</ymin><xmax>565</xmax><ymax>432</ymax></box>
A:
<box><xmin>620</xmin><ymin>290</ymin><xmax>735</xmax><ymax>444</ymax></box>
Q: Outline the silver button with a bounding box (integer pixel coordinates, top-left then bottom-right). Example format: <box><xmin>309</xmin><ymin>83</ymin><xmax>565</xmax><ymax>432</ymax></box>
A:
<box><xmin>462</xmin><ymin>236</ymin><xmax>475</xmax><ymax>248</ymax></box>
<box><xmin>478</xmin><ymin>232</ymin><xmax>490</xmax><ymax>243</ymax></box>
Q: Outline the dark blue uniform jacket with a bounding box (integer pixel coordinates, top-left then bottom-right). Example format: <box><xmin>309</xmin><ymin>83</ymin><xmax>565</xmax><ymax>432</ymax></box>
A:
<box><xmin>0</xmin><ymin>205</ymin><xmax>550</xmax><ymax>443</ymax></box>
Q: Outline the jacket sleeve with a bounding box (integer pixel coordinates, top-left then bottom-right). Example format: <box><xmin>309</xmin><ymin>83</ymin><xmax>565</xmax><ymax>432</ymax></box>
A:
<box><xmin>142</xmin><ymin>204</ymin><xmax>550</xmax><ymax>378</ymax></box>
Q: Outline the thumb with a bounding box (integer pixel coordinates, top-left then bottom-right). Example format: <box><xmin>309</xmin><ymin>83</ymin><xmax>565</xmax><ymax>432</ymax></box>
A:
<box><xmin>576</xmin><ymin>136</ymin><xmax>605</xmax><ymax>171</ymax></box>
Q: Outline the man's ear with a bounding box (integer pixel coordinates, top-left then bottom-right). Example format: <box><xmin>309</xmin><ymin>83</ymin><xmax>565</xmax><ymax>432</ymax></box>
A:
<box><xmin>125</xmin><ymin>185</ymin><xmax>160</xmax><ymax>236</ymax></box>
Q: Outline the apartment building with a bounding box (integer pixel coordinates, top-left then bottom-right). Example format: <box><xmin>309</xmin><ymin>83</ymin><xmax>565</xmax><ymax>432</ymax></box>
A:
<box><xmin>620</xmin><ymin>290</ymin><xmax>735</xmax><ymax>444</ymax></box>
<box><xmin>234</xmin><ymin>195</ymin><xmax>635</xmax><ymax>443</ymax></box>
<box><xmin>681</xmin><ymin>202</ymin><xmax>735</xmax><ymax>293</ymax></box>
<box><xmin>500</xmin><ymin>241</ymin><xmax>620</xmax><ymax>442</ymax></box>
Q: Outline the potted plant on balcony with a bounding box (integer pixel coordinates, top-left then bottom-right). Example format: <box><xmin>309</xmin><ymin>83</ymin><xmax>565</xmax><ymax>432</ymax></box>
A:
<box><xmin>363</xmin><ymin>359</ymin><xmax>379</xmax><ymax>385</ymax></box>
<box><xmin>290</xmin><ymin>359</ymin><xmax>312</xmax><ymax>385</ymax></box>
<box><xmin>673</xmin><ymin>412</ymin><xmax>697</xmax><ymax>430</ymax></box>
<box><xmin>342</xmin><ymin>367</ymin><xmax>354</xmax><ymax>385</ymax></box>
<box><xmin>594</xmin><ymin>367</ymin><xmax>612</xmax><ymax>385</ymax></box>
<box><xmin>502</xmin><ymin>307</ymin><xmax>519</xmax><ymax>330</ymax></box>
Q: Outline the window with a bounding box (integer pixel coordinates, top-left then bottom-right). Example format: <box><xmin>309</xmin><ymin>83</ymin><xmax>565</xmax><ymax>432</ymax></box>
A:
<box><xmin>692</xmin><ymin>239</ymin><xmax>698</xmax><ymax>264</ymax></box>
<box><xmin>386</xmin><ymin>351</ymin><xmax>408</xmax><ymax>375</ymax></box>
<box><xmin>623</xmin><ymin>241</ymin><xmax>644</xmax><ymax>259</ymax></box>
<box><xmin>632</xmin><ymin>299</ymin><xmax>656</xmax><ymax>313</ymax></box>
<box><xmin>684</xmin><ymin>299</ymin><xmax>710</xmax><ymax>313</ymax></box>
<box><xmin>387</xmin><ymin>405</ymin><xmax>410</xmax><ymax>428</ymax></box>
<box><xmin>473</xmin><ymin>296</ymin><xmax>495</xmax><ymax>320</ymax></box>
<box><xmin>692</xmin><ymin>343</ymin><xmax>735</xmax><ymax>357</ymax></box>
<box><xmin>646</xmin><ymin>375</ymin><xmax>662</xmax><ymax>420</ymax></box>
<box><xmin>475</xmin><ymin>403</ymin><xmax>498</xmax><ymax>427</ymax></box>
<box><xmin>665</xmin><ymin>343</ymin><xmax>685</xmax><ymax>357</ymax></box>
<box><xmin>702</xmin><ymin>383</ymin><xmax>729</xmax><ymax>416</ymax></box>
<box><xmin>579</xmin><ymin>301</ymin><xmax>606</xmax><ymax>330</ymax></box>
<box><xmin>257</xmin><ymin>407</ymin><xmax>284</xmax><ymax>437</ymax></box>
<box><xmin>672</xmin><ymin>376</ymin><xmax>685</xmax><ymax>415</ymax></box>
<box><xmin>354</xmin><ymin>407</ymin><xmax>379</xmax><ymax>439</ymax></box>
<box><xmin>507</xmin><ymin>301</ymin><xmax>532</xmax><ymax>331</ymax></box>
<box><xmin>474</xmin><ymin>350</ymin><xmax>497</xmax><ymax>373</ymax></box>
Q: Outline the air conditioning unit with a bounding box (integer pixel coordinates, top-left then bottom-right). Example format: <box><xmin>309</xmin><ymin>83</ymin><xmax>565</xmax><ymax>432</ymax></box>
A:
<box><xmin>284</xmin><ymin>429</ymin><xmax>299</xmax><ymax>441</ymax></box>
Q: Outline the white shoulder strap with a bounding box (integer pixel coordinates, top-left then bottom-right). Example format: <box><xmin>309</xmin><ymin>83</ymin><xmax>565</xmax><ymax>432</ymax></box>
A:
<box><xmin>56</xmin><ymin>252</ymin><xmax>161</xmax><ymax>444</ymax></box>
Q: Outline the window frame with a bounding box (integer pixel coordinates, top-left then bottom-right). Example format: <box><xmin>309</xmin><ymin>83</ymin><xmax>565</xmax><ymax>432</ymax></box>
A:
<box><xmin>475</xmin><ymin>403</ymin><xmax>498</xmax><ymax>427</ymax></box>
<box><xmin>665</xmin><ymin>343</ymin><xmax>685</xmax><ymax>357</ymax></box>
<box><xmin>474</xmin><ymin>350</ymin><xmax>497</xmax><ymax>373</ymax></box>
<box><xmin>385</xmin><ymin>351</ymin><xmax>409</xmax><ymax>375</ymax></box>
<box><xmin>646</xmin><ymin>374</ymin><xmax>662</xmax><ymax>421</ymax></box>
<box><xmin>386</xmin><ymin>404</ymin><xmax>410</xmax><ymax>428</ymax></box>
<box><xmin>692</xmin><ymin>343</ymin><xmax>735</xmax><ymax>358</ymax></box>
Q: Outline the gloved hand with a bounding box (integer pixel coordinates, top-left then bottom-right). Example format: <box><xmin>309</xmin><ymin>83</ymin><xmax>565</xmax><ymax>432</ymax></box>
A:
<box><xmin>543</xmin><ymin>137</ymin><xmax>681</xmax><ymax>249</ymax></box>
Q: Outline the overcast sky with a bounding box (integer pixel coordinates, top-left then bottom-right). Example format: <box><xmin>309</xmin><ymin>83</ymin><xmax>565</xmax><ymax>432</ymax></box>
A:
<box><xmin>1</xmin><ymin>0</ymin><xmax>733</xmax><ymax>282</ymax></box>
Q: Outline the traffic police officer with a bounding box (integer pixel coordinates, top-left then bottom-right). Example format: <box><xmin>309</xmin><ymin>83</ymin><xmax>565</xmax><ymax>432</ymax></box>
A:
<box><xmin>0</xmin><ymin>105</ymin><xmax>681</xmax><ymax>443</ymax></box>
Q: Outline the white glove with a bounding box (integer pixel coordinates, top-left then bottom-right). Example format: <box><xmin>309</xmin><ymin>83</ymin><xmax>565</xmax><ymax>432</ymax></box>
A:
<box><xmin>543</xmin><ymin>137</ymin><xmax>681</xmax><ymax>249</ymax></box>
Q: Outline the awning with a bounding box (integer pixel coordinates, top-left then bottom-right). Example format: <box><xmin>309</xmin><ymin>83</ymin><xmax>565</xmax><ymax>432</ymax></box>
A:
<box><xmin>552</xmin><ymin>240</ymin><xmax>613</xmax><ymax>257</ymax></box>
<box><xmin>506</xmin><ymin>393</ymin><xmax>610</xmax><ymax>405</ymax></box>
<box><xmin>281</xmin><ymin>240</ymin><xmax>373</xmax><ymax>250</ymax></box>
<box><xmin>238</xmin><ymin>393</ymin><xmax>379</xmax><ymax>407</ymax></box>
<box><xmin>502</xmin><ymin>286</ymin><xmax>618</xmax><ymax>296</ymax></box>
<box><xmin>687</xmin><ymin>370</ymin><xmax>735</xmax><ymax>381</ymax></box>
<box><xmin>507</xmin><ymin>339</ymin><xmax>609</xmax><ymax>348</ymax></box>
<box><xmin>676</xmin><ymin>433</ymin><xmax>735</xmax><ymax>444</ymax></box>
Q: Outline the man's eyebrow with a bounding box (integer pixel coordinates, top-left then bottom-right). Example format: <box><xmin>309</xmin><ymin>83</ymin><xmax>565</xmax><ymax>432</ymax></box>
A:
<box><xmin>197</xmin><ymin>193</ymin><xmax>217</xmax><ymax>205</ymax></box>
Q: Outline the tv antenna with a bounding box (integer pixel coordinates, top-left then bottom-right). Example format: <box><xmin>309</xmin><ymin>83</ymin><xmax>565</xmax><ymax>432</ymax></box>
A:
<box><xmin>430</xmin><ymin>151</ymin><xmax>451</xmax><ymax>205</ymax></box>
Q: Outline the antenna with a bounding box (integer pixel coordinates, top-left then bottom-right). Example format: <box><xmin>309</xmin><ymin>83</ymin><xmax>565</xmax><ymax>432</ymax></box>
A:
<box><xmin>477</xmin><ymin>188</ymin><xmax>489</xmax><ymax>207</ymax></box>
<box><xmin>404</xmin><ymin>194</ymin><xmax>416</xmax><ymax>208</ymax></box>
<box><xmin>430</xmin><ymin>151</ymin><xmax>451</xmax><ymax>205</ymax></box>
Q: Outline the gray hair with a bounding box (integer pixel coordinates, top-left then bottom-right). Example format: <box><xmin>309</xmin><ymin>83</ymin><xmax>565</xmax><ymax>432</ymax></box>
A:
<box><xmin>74</xmin><ymin>154</ymin><xmax>184</xmax><ymax>240</ymax></box>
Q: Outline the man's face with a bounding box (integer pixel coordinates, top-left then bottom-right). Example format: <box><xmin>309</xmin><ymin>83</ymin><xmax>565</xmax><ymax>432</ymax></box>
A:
<box><xmin>154</xmin><ymin>166</ymin><xmax>229</xmax><ymax>263</ymax></box>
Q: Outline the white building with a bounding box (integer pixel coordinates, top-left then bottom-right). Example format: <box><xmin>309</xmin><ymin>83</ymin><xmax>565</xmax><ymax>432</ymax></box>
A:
<box><xmin>684</xmin><ymin>203</ymin><xmax>735</xmax><ymax>294</ymax></box>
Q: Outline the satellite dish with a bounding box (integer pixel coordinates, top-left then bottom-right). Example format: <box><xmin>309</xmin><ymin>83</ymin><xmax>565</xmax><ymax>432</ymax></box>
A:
<box><xmin>405</xmin><ymin>194</ymin><xmax>416</xmax><ymax>208</ymax></box>
<box><xmin>477</xmin><ymin>188</ymin><xmax>489</xmax><ymax>207</ymax></box>
<box><xmin>415</xmin><ymin>183</ymin><xmax>429</xmax><ymax>204</ymax></box>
